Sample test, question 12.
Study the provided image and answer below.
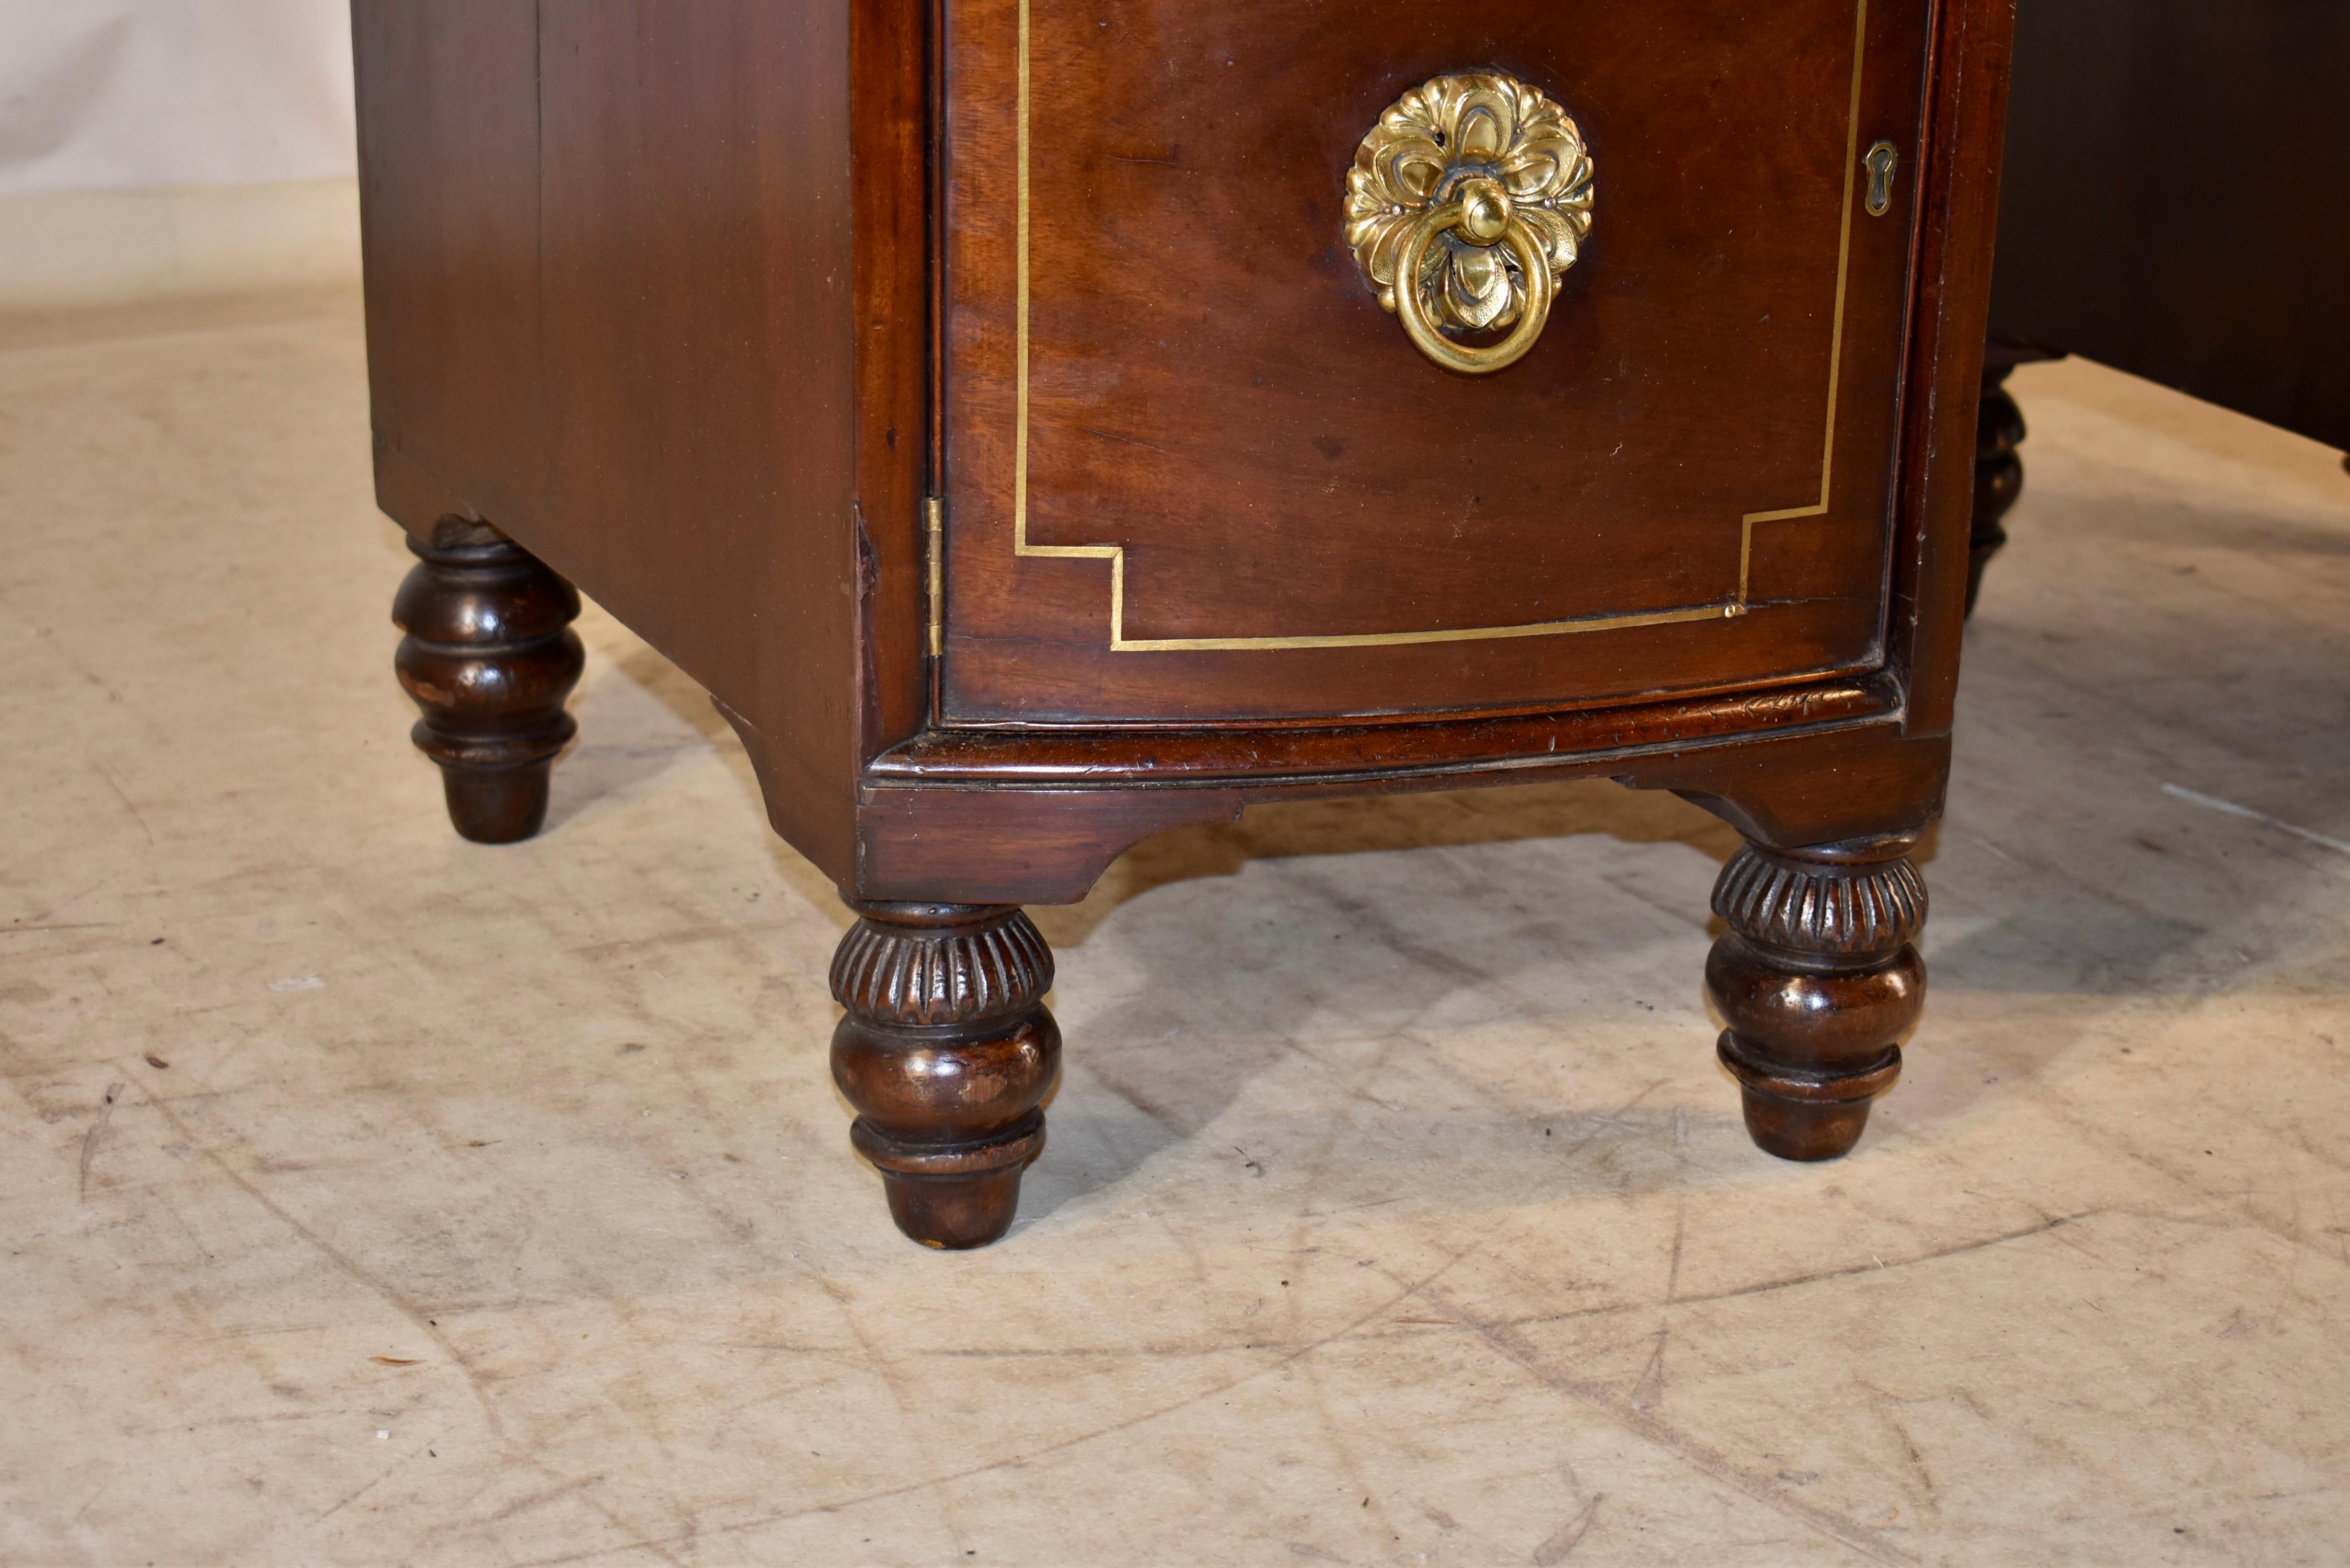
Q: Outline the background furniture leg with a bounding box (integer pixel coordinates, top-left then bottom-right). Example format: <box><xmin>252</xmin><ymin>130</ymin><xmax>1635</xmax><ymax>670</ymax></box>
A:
<box><xmin>830</xmin><ymin>901</ymin><xmax>1061</xmax><ymax>1249</ymax></box>
<box><xmin>1967</xmin><ymin>362</ymin><xmax>2026</xmax><ymax>615</ymax></box>
<box><xmin>1706</xmin><ymin>834</ymin><xmax>1929</xmax><ymax>1161</ymax></box>
<box><xmin>392</xmin><ymin>520</ymin><xmax>584</xmax><ymax>844</ymax></box>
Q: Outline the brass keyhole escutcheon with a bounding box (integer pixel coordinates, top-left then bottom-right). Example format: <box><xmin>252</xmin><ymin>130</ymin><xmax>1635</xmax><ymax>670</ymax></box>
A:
<box><xmin>1864</xmin><ymin>141</ymin><xmax>1900</xmax><ymax>217</ymax></box>
<box><xmin>1344</xmin><ymin>72</ymin><xmax>1595</xmax><ymax>375</ymax></box>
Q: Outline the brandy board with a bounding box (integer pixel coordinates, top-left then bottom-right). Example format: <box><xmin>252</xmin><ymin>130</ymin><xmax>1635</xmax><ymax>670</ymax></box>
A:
<box><xmin>357</xmin><ymin>0</ymin><xmax>2015</xmax><ymax>1247</ymax></box>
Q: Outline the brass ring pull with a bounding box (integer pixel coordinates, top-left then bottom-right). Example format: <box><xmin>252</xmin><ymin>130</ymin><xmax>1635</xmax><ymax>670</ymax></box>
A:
<box><xmin>1346</xmin><ymin>72</ymin><xmax>1595</xmax><ymax>376</ymax></box>
<box><xmin>1391</xmin><ymin>195</ymin><xmax>1557</xmax><ymax>375</ymax></box>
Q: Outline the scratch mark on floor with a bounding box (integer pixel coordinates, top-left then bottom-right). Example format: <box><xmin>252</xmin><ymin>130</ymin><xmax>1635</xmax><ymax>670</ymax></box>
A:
<box><xmin>491</xmin><ymin>1473</ymin><xmax>607</xmax><ymax>1524</ymax></box>
<box><xmin>1433</xmin><ymin>1298</ymin><xmax>1917</xmax><ymax>1566</ymax></box>
<box><xmin>79</xmin><ymin>1080</ymin><xmax>124</xmax><ymax>1199</ymax></box>
<box><xmin>67</xmin><ymin>1476</ymin><xmax>112</xmax><ymax>1530</ymax></box>
<box><xmin>134</xmin><ymin>1086</ymin><xmax>513</xmax><ymax>1445</ymax></box>
<box><xmin>89</xmin><ymin>759</ymin><xmax>157</xmax><ymax>847</ymax></box>
<box><xmin>499</xmin><ymin>1223</ymin><xmax>1520</xmax><ymax>1568</ymax></box>
<box><xmin>317</xmin><ymin>1448</ymin><xmax>414</xmax><ymax>1523</ymax></box>
<box><xmin>1531</xmin><ymin>1494</ymin><xmax>1603</xmax><ymax>1564</ymax></box>
<box><xmin>1631</xmin><ymin>1333</ymin><xmax>1666</xmax><ymax>1412</ymax></box>
<box><xmin>2162</xmin><ymin>783</ymin><xmax>2350</xmax><ymax>858</ymax></box>
<box><xmin>1652</xmin><ymin>1213</ymin><xmax>2091</xmax><ymax>1313</ymax></box>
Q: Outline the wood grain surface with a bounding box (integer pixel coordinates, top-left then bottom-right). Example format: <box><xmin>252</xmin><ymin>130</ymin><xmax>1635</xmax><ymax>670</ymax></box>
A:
<box><xmin>941</xmin><ymin>0</ymin><xmax>1935</xmax><ymax>723</ymax></box>
<box><xmin>353</xmin><ymin>0</ymin><xmax>2015</xmax><ymax>899</ymax></box>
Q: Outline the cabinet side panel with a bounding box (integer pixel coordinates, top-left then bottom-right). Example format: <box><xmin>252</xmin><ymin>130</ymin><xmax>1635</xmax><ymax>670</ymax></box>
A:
<box><xmin>852</xmin><ymin>0</ymin><xmax>938</xmax><ymax>757</ymax></box>
<box><xmin>353</xmin><ymin>1</ymin><xmax>546</xmax><ymax>534</ymax></box>
<box><xmin>535</xmin><ymin>2</ymin><xmax>862</xmax><ymax>879</ymax></box>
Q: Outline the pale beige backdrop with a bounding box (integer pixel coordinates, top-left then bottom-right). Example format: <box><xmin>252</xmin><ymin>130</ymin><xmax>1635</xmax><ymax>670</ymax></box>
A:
<box><xmin>0</xmin><ymin>1</ymin><xmax>358</xmax><ymax>307</ymax></box>
<box><xmin>2</xmin><ymin>289</ymin><xmax>2348</xmax><ymax>1565</ymax></box>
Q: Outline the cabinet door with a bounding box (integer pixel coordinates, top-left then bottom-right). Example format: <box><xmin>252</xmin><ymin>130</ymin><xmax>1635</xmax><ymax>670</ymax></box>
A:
<box><xmin>938</xmin><ymin>0</ymin><xmax>1932</xmax><ymax>725</ymax></box>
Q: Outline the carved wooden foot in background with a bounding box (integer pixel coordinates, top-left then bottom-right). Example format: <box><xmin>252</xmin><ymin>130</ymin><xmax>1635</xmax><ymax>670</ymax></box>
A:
<box><xmin>1706</xmin><ymin>835</ymin><xmax>1928</xmax><ymax>1160</ymax></box>
<box><xmin>830</xmin><ymin>901</ymin><xmax>1061</xmax><ymax>1249</ymax></box>
<box><xmin>393</xmin><ymin>520</ymin><xmax>585</xmax><ymax>843</ymax></box>
<box><xmin>1967</xmin><ymin>362</ymin><xmax>2028</xmax><ymax>616</ymax></box>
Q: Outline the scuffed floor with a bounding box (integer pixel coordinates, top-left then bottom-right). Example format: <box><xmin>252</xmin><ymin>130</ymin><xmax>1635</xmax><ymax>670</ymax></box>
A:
<box><xmin>3</xmin><ymin>291</ymin><xmax>2348</xmax><ymax>1566</ymax></box>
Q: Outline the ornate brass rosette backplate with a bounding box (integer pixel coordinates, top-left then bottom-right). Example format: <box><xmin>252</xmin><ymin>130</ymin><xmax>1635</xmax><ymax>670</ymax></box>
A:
<box><xmin>1344</xmin><ymin>72</ymin><xmax>1595</xmax><ymax>374</ymax></box>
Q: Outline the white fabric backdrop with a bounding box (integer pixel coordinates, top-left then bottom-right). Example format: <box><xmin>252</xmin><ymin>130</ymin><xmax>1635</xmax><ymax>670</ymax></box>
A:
<box><xmin>1</xmin><ymin>0</ymin><xmax>354</xmax><ymax>197</ymax></box>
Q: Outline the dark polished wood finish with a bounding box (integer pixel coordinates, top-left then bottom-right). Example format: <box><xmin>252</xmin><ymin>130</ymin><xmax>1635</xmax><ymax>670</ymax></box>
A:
<box><xmin>831</xmin><ymin>902</ymin><xmax>1060</xmax><ymax>1248</ymax></box>
<box><xmin>392</xmin><ymin>519</ymin><xmax>584</xmax><ymax>844</ymax></box>
<box><xmin>940</xmin><ymin>0</ymin><xmax>1934</xmax><ymax>723</ymax></box>
<box><xmin>353</xmin><ymin>0</ymin><xmax>2015</xmax><ymax>1243</ymax></box>
<box><xmin>1706</xmin><ymin>835</ymin><xmax>1927</xmax><ymax>1159</ymax></box>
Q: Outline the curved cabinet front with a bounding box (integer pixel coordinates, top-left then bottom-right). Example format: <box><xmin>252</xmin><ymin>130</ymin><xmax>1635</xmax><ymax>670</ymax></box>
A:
<box><xmin>938</xmin><ymin>0</ymin><xmax>1933</xmax><ymax>726</ymax></box>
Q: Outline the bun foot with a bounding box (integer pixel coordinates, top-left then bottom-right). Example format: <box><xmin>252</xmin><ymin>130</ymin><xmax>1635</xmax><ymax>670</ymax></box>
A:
<box><xmin>393</xmin><ymin>518</ymin><xmax>584</xmax><ymax>845</ymax></box>
<box><xmin>1968</xmin><ymin>362</ymin><xmax>2026</xmax><ymax>616</ymax></box>
<box><xmin>1706</xmin><ymin>835</ymin><xmax>1929</xmax><ymax>1162</ymax></box>
<box><xmin>830</xmin><ymin>902</ymin><xmax>1060</xmax><ymax>1249</ymax></box>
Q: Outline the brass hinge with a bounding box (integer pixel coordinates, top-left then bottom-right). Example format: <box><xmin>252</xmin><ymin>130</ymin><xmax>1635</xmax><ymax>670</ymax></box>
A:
<box><xmin>925</xmin><ymin>495</ymin><xmax>944</xmax><ymax>658</ymax></box>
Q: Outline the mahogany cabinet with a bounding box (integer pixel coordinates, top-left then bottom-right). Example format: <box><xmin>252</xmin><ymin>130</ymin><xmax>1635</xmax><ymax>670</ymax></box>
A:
<box><xmin>356</xmin><ymin>0</ymin><xmax>2016</xmax><ymax>1247</ymax></box>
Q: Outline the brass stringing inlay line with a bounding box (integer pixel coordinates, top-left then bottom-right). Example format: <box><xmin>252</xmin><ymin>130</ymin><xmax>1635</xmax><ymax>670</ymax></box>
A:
<box><xmin>1003</xmin><ymin>0</ymin><xmax>1870</xmax><ymax>653</ymax></box>
<box><xmin>1736</xmin><ymin>0</ymin><xmax>1872</xmax><ymax>604</ymax></box>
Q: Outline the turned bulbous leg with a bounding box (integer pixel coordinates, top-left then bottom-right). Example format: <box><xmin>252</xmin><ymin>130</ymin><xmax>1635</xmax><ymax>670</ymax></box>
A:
<box><xmin>1967</xmin><ymin>364</ymin><xmax>2026</xmax><ymax>616</ymax></box>
<box><xmin>830</xmin><ymin>901</ymin><xmax>1061</xmax><ymax>1249</ymax></box>
<box><xmin>393</xmin><ymin>518</ymin><xmax>584</xmax><ymax>844</ymax></box>
<box><xmin>1706</xmin><ymin>835</ymin><xmax>1929</xmax><ymax>1161</ymax></box>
